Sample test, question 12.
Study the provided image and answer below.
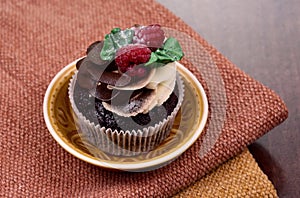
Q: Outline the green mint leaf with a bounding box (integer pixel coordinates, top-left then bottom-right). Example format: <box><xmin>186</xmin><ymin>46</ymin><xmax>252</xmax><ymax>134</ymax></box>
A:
<box><xmin>100</xmin><ymin>34</ymin><xmax>116</xmax><ymax>60</ymax></box>
<box><xmin>155</xmin><ymin>50</ymin><xmax>175</xmax><ymax>62</ymax></box>
<box><xmin>162</xmin><ymin>37</ymin><xmax>184</xmax><ymax>61</ymax></box>
<box><xmin>145</xmin><ymin>52</ymin><xmax>165</xmax><ymax>67</ymax></box>
<box><xmin>111</xmin><ymin>29</ymin><xmax>134</xmax><ymax>48</ymax></box>
<box><xmin>145</xmin><ymin>52</ymin><xmax>158</xmax><ymax>66</ymax></box>
<box><xmin>145</xmin><ymin>37</ymin><xmax>184</xmax><ymax>67</ymax></box>
<box><xmin>111</xmin><ymin>27</ymin><xmax>121</xmax><ymax>34</ymax></box>
<box><xmin>100</xmin><ymin>28</ymin><xmax>134</xmax><ymax>60</ymax></box>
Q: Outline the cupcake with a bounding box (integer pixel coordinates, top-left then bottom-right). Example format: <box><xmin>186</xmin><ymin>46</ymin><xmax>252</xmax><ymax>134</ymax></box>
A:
<box><xmin>69</xmin><ymin>24</ymin><xmax>184</xmax><ymax>156</ymax></box>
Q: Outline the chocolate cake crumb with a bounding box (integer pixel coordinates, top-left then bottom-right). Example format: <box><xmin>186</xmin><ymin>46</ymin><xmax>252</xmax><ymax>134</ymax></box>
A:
<box><xmin>73</xmin><ymin>82</ymin><xmax>178</xmax><ymax>131</ymax></box>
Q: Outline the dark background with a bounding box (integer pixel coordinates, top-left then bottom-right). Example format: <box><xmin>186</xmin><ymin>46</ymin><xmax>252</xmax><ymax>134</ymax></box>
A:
<box><xmin>157</xmin><ymin>0</ymin><xmax>300</xmax><ymax>197</ymax></box>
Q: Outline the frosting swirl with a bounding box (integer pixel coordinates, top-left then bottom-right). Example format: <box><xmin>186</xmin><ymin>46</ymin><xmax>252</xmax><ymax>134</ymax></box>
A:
<box><xmin>102</xmin><ymin>61</ymin><xmax>177</xmax><ymax>117</ymax></box>
<box><xmin>76</xmin><ymin>24</ymin><xmax>183</xmax><ymax>118</ymax></box>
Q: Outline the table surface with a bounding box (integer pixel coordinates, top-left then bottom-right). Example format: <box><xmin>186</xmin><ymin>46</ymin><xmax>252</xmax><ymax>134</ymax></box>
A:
<box><xmin>157</xmin><ymin>0</ymin><xmax>300</xmax><ymax>197</ymax></box>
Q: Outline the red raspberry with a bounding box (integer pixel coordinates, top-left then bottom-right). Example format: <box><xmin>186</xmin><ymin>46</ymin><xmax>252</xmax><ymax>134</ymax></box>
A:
<box><xmin>115</xmin><ymin>44</ymin><xmax>151</xmax><ymax>76</ymax></box>
<box><xmin>133</xmin><ymin>24</ymin><xmax>165</xmax><ymax>48</ymax></box>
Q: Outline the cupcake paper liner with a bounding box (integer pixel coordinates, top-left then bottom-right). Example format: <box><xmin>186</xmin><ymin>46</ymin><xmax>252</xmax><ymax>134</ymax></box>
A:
<box><xmin>68</xmin><ymin>70</ymin><xmax>184</xmax><ymax>156</ymax></box>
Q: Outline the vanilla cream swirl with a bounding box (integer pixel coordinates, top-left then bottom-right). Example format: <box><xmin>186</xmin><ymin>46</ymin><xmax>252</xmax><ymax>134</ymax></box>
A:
<box><xmin>102</xmin><ymin>61</ymin><xmax>177</xmax><ymax>117</ymax></box>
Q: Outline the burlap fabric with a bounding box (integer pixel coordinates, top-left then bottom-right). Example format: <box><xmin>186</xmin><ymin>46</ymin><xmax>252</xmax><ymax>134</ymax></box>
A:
<box><xmin>174</xmin><ymin>149</ymin><xmax>277</xmax><ymax>198</ymax></box>
<box><xmin>176</xmin><ymin>149</ymin><xmax>278</xmax><ymax>197</ymax></box>
<box><xmin>0</xmin><ymin>0</ymin><xmax>287</xmax><ymax>197</ymax></box>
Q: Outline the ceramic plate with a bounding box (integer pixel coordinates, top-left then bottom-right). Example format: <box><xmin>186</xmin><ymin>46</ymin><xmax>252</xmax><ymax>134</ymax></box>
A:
<box><xmin>43</xmin><ymin>59</ymin><xmax>208</xmax><ymax>171</ymax></box>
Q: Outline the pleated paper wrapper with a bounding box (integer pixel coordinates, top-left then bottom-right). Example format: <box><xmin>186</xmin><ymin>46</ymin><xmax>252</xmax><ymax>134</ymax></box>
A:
<box><xmin>68</xmin><ymin>70</ymin><xmax>184</xmax><ymax>156</ymax></box>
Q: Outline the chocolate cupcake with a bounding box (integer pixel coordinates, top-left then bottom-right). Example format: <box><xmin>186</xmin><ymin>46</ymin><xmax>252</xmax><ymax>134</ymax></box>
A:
<box><xmin>69</xmin><ymin>24</ymin><xmax>184</xmax><ymax>156</ymax></box>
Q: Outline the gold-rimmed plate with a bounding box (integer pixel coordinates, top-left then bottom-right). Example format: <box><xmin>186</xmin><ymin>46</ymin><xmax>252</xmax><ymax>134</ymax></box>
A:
<box><xmin>43</xmin><ymin>59</ymin><xmax>208</xmax><ymax>171</ymax></box>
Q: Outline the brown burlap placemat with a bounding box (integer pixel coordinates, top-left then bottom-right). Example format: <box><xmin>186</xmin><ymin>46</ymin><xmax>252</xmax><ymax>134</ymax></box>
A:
<box><xmin>176</xmin><ymin>148</ymin><xmax>278</xmax><ymax>197</ymax></box>
<box><xmin>0</xmin><ymin>0</ymin><xmax>287</xmax><ymax>197</ymax></box>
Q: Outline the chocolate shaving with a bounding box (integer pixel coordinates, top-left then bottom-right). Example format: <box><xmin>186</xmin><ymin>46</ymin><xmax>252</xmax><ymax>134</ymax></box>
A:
<box><xmin>97</xmin><ymin>71</ymin><xmax>131</xmax><ymax>86</ymax></box>
<box><xmin>103</xmin><ymin>88</ymin><xmax>155</xmax><ymax>117</ymax></box>
<box><xmin>77</xmin><ymin>73</ymin><xmax>96</xmax><ymax>90</ymax></box>
<box><xmin>93</xmin><ymin>83</ymin><xmax>120</xmax><ymax>101</ymax></box>
<box><xmin>86</xmin><ymin>41</ymin><xmax>109</xmax><ymax>66</ymax></box>
<box><xmin>109</xmin><ymin>89</ymin><xmax>140</xmax><ymax>105</ymax></box>
<box><xmin>108</xmin><ymin>67</ymin><xmax>155</xmax><ymax>90</ymax></box>
<box><xmin>76</xmin><ymin>57</ymin><xmax>85</xmax><ymax>70</ymax></box>
<box><xmin>86</xmin><ymin>40</ymin><xmax>101</xmax><ymax>54</ymax></box>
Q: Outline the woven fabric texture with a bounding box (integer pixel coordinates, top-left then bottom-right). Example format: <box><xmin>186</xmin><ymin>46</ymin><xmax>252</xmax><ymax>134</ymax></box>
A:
<box><xmin>0</xmin><ymin>0</ymin><xmax>287</xmax><ymax>197</ymax></box>
<box><xmin>176</xmin><ymin>149</ymin><xmax>278</xmax><ymax>197</ymax></box>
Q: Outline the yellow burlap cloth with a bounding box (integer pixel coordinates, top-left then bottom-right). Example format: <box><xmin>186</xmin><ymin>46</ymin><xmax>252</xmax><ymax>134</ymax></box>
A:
<box><xmin>176</xmin><ymin>149</ymin><xmax>277</xmax><ymax>197</ymax></box>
